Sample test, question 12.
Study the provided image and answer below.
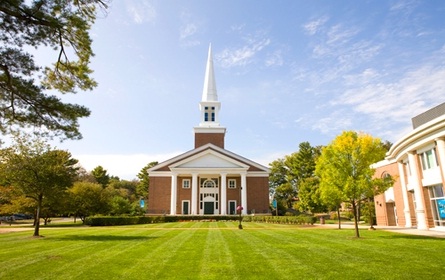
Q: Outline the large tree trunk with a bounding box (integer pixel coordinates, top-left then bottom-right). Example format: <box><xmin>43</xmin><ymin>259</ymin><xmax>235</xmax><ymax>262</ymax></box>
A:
<box><xmin>352</xmin><ymin>200</ymin><xmax>360</xmax><ymax>238</ymax></box>
<box><xmin>33</xmin><ymin>195</ymin><xmax>42</xmax><ymax>237</ymax></box>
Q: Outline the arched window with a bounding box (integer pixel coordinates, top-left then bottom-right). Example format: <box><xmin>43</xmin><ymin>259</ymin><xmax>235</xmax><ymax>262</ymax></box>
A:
<box><xmin>201</xmin><ymin>179</ymin><xmax>216</xmax><ymax>188</ymax></box>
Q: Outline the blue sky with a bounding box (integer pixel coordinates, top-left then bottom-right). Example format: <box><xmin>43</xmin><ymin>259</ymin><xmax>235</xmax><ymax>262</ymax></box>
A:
<box><xmin>49</xmin><ymin>0</ymin><xmax>445</xmax><ymax>179</ymax></box>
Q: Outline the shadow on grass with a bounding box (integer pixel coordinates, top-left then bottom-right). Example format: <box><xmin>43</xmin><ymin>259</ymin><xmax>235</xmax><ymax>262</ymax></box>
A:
<box><xmin>53</xmin><ymin>235</ymin><xmax>156</xmax><ymax>241</ymax></box>
<box><xmin>43</xmin><ymin>223</ymin><xmax>87</xmax><ymax>228</ymax></box>
<box><xmin>379</xmin><ymin>234</ymin><xmax>445</xmax><ymax>240</ymax></box>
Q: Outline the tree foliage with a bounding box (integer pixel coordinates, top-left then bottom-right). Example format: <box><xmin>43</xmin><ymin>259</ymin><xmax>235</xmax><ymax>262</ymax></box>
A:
<box><xmin>137</xmin><ymin>161</ymin><xmax>158</xmax><ymax>198</ymax></box>
<box><xmin>67</xmin><ymin>181</ymin><xmax>106</xmax><ymax>223</ymax></box>
<box><xmin>315</xmin><ymin>131</ymin><xmax>391</xmax><ymax>237</ymax></box>
<box><xmin>0</xmin><ymin>134</ymin><xmax>78</xmax><ymax>235</ymax></box>
<box><xmin>91</xmin><ymin>165</ymin><xmax>109</xmax><ymax>187</ymax></box>
<box><xmin>0</xmin><ymin>0</ymin><xmax>108</xmax><ymax>139</ymax></box>
<box><xmin>269</xmin><ymin>142</ymin><xmax>323</xmax><ymax>214</ymax></box>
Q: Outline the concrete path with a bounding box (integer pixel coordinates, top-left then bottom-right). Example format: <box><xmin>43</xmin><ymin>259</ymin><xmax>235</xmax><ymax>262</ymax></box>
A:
<box><xmin>315</xmin><ymin>223</ymin><xmax>445</xmax><ymax>238</ymax></box>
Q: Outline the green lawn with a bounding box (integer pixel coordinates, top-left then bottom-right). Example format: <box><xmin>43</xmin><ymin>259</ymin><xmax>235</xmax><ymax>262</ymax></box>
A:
<box><xmin>0</xmin><ymin>222</ymin><xmax>444</xmax><ymax>279</ymax></box>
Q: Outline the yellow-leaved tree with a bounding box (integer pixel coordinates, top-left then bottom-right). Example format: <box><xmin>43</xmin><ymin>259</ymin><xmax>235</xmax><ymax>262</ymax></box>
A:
<box><xmin>316</xmin><ymin>131</ymin><xmax>393</xmax><ymax>238</ymax></box>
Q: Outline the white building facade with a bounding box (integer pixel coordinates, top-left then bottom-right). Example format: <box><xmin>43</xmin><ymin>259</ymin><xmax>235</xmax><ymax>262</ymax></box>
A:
<box><xmin>374</xmin><ymin>103</ymin><xmax>445</xmax><ymax>230</ymax></box>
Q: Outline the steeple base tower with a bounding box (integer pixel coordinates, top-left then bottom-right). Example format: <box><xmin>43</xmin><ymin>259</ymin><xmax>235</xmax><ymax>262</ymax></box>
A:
<box><xmin>194</xmin><ymin>127</ymin><xmax>226</xmax><ymax>149</ymax></box>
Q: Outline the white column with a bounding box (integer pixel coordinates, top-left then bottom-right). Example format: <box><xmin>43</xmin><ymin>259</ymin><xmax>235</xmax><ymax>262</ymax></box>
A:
<box><xmin>191</xmin><ymin>173</ymin><xmax>198</xmax><ymax>215</ymax></box>
<box><xmin>221</xmin><ymin>173</ymin><xmax>227</xmax><ymax>215</ymax></box>
<box><xmin>435</xmin><ymin>138</ymin><xmax>445</xmax><ymax>181</ymax></box>
<box><xmin>170</xmin><ymin>173</ymin><xmax>177</xmax><ymax>215</ymax></box>
<box><xmin>397</xmin><ymin>161</ymin><xmax>412</xmax><ymax>227</ymax></box>
<box><xmin>241</xmin><ymin>173</ymin><xmax>247</xmax><ymax>215</ymax></box>
<box><xmin>408</xmin><ymin>152</ymin><xmax>427</xmax><ymax>230</ymax></box>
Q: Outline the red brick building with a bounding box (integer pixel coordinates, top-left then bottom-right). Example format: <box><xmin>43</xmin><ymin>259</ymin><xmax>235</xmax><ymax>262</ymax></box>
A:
<box><xmin>373</xmin><ymin>103</ymin><xmax>445</xmax><ymax>230</ymax></box>
<box><xmin>147</xmin><ymin>46</ymin><xmax>270</xmax><ymax>215</ymax></box>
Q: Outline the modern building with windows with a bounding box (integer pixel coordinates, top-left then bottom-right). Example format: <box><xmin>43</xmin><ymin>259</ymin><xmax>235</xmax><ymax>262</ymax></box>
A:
<box><xmin>147</xmin><ymin>46</ymin><xmax>270</xmax><ymax>216</ymax></box>
<box><xmin>373</xmin><ymin>102</ymin><xmax>445</xmax><ymax>230</ymax></box>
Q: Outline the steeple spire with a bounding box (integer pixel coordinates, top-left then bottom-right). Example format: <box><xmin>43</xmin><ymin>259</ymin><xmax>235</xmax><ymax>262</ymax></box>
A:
<box><xmin>202</xmin><ymin>44</ymin><xmax>218</xmax><ymax>102</ymax></box>
<box><xmin>194</xmin><ymin>44</ymin><xmax>226</xmax><ymax>149</ymax></box>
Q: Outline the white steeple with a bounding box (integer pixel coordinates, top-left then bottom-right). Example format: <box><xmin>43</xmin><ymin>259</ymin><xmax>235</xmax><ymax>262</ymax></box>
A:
<box><xmin>197</xmin><ymin>44</ymin><xmax>222</xmax><ymax>127</ymax></box>
<box><xmin>194</xmin><ymin>44</ymin><xmax>226</xmax><ymax>149</ymax></box>
<box><xmin>202</xmin><ymin>44</ymin><xmax>218</xmax><ymax>102</ymax></box>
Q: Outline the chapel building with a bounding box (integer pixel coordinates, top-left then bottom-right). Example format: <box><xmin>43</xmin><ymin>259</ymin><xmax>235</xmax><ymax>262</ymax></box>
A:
<box><xmin>373</xmin><ymin>102</ymin><xmax>445</xmax><ymax>230</ymax></box>
<box><xmin>147</xmin><ymin>46</ymin><xmax>270</xmax><ymax>215</ymax></box>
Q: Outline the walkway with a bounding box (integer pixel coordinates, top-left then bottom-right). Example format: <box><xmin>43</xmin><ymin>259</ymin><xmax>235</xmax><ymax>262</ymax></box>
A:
<box><xmin>316</xmin><ymin>223</ymin><xmax>445</xmax><ymax>238</ymax></box>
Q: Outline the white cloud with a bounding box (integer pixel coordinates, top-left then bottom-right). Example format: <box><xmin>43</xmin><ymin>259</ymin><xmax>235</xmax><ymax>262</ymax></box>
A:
<box><xmin>180</xmin><ymin>23</ymin><xmax>197</xmax><ymax>39</ymax></box>
<box><xmin>75</xmin><ymin>152</ymin><xmax>181</xmax><ymax>180</ymax></box>
<box><xmin>218</xmin><ymin>38</ymin><xmax>271</xmax><ymax>68</ymax></box>
<box><xmin>327</xmin><ymin>24</ymin><xmax>359</xmax><ymax>45</ymax></box>
<box><xmin>265</xmin><ymin>50</ymin><xmax>284</xmax><ymax>67</ymax></box>
<box><xmin>303</xmin><ymin>16</ymin><xmax>329</xmax><ymax>35</ymax></box>
<box><xmin>312</xmin><ymin>115</ymin><xmax>353</xmax><ymax>135</ymax></box>
<box><xmin>126</xmin><ymin>1</ymin><xmax>156</xmax><ymax>24</ymax></box>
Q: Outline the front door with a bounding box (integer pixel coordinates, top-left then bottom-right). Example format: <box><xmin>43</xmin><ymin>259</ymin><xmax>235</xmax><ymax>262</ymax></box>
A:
<box><xmin>182</xmin><ymin>201</ymin><xmax>190</xmax><ymax>215</ymax></box>
<box><xmin>229</xmin><ymin>201</ymin><xmax>236</xmax><ymax>215</ymax></box>
<box><xmin>204</xmin><ymin>202</ymin><xmax>214</xmax><ymax>214</ymax></box>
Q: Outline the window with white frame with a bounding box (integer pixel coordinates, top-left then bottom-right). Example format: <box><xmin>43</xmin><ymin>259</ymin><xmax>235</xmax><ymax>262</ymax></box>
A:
<box><xmin>420</xmin><ymin>149</ymin><xmax>438</xmax><ymax>170</ymax></box>
<box><xmin>182</xmin><ymin>179</ymin><xmax>190</xmax><ymax>189</ymax></box>
<box><xmin>228</xmin><ymin>179</ymin><xmax>236</xmax><ymax>189</ymax></box>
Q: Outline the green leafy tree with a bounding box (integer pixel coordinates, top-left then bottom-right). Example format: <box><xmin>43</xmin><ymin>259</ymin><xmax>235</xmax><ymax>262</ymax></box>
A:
<box><xmin>109</xmin><ymin>196</ymin><xmax>133</xmax><ymax>216</ymax></box>
<box><xmin>137</xmin><ymin>161</ymin><xmax>158</xmax><ymax>198</ymax></box>
<box><xmin>91</xmin><ymin>165</ymin><xmax>109</xmax><ymax>187</ymax></box>
<box><xmin>269</xmin><ymin>142</ymin><xmax>323</xmax><ymax>214</ymax></box>
<box><xmin>67</xmin><ymin>181</ymin><xmax>106</xmax><ymax>223</ymax></box>
<box><xmin>295</xmin><ymin>177</ymin><xmax>327</xmax><ymax>214</ymax></box>
<box><xmin>0</xmin><ymin>134</ymin><xmax>78</xmax><ymax>236</ymax></box>
<box><xmin>0</xmin><ymin>0</ymin><xmax>108</xmax><ymax>139</ymax></box>
<box><xmin>0</xmin><ymin>185</ymin><xmax>35</xmax><ymax>217</ymax></box>
<box><xmin>316</xmin><ymin>131</ymin><xmax>389</xmax><ymax>238</ymax></box>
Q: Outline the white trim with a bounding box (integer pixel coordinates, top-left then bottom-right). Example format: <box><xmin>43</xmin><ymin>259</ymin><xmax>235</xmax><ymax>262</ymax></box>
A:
<box><xmin>228</xmin><ymin>179</ymin><xmax>236</xmax><ymax>189</ymax></box>
<box><xmin>387</xmin><ymin>114</ymin><xmax>445</xmax><ymax>161</ymax></box>
<box><xmin>417</xmin><ymin>143</ymin><xmax>436</xmax><ymax>154</ymax></box>
<box><xmin>228</xmin><ymin>200</ymin><xmax>237</xmax><ymax>215</ymax></box>
<box><xmin>148</xmin><ymin>143</ymin><xmax>270</xmax><ymax>174</ymax></box>
<box><xmin>182</xmin><ymin>200</ymin><xmax>190</xmax><ymax>215</ymax></box>
<box><xmin>182</xmin><ymin>179</ymin><xmax>191</xmax><ymax>189</ymax></box>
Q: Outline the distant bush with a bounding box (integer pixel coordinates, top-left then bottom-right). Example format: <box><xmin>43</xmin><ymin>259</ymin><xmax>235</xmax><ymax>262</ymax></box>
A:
<box><xmin>330</xmin><ymin>212</ymin><xmax>352</xmax><ymax>221</ymax></box>
<box><xmin>85</xmin><ymin>214</ymin><xmax>317</xmax><ymax>226</ymax></box>
<box><xmin>243</xmin><ymin>215</ymin><xmax>316</xmax><ymax>225</ymax></box>
<box><xmin>85</xmin><ymin>215</ymin><xmax>241</xmax><ymax>226</ymax></box>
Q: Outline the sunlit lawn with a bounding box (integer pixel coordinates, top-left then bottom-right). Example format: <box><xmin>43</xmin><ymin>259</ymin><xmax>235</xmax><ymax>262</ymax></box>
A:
<box><xmin>1</xmin><ymin>222</ymin><xmax>444</xmax><ymax>280</ymax></box>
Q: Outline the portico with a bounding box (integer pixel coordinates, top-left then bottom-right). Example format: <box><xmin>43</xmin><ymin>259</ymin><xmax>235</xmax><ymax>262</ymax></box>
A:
<box><xmin>169</xmin><ymin>169</ymin><xmax>248</xmax><ymax>215</ymax></box>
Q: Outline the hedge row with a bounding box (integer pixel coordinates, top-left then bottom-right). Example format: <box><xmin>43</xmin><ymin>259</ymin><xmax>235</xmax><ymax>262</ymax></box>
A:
<box><xmin>85</xmin><ymin>214</ymin><xmax>317</xmax><ymax>226</ymax></box>
<box><xmin>243</xmin><ymin>215</ymin><xmax>317</xmax><ymax>225</ymax></box>
<box><xmin>85</xmin><ymin>215</ymin><xmax>240</xmax><ymax>226</ymax></box>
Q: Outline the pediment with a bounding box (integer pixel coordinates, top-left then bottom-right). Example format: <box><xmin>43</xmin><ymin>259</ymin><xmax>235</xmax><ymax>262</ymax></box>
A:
<box><xmin>170</xmin><ymin>150</ymin><xmax>248</xmax><ymax>169</ymax></box>
<box><xmin>148</xmin><ymin>143</ymin><xmax>269</xmax><ymax>174</ymax></box>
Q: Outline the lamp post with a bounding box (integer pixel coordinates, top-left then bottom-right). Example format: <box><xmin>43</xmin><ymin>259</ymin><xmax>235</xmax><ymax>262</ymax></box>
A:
<box><xmin>237</xmin><ymin>205</ymin><xmax>243</xmax><ymax>229</ymax></box>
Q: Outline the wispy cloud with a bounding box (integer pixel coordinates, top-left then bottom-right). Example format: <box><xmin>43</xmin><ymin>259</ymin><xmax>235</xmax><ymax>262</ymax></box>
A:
<box><xmin>125</xmin><ymin>0</ymin><xmax>156</xmax><ymax>24</ymax></box>
<box><xmin>312</xmin><ymin>113</ymin><xmax>353</xmax><ymax>135</ymax></box>
<box><xmin>218</xmin><ymin>38</ymin><xmax>271</xmax><ymax>68</ymax></box>
<box><xmin>265</xmin><ymin>50</ymin><xmax>283</xmax><ymax>67</ymax></box>
<box><xmin>179</xmin><ymin>11</ymin><xmax>201</xmax><ymax>47</ymax></box>
<box><xmin>303</xmin><ymin>16</ymin><xmax>329</xmax><ymax>35</ymax></box>
<box><xmin>324</xmin><ymin>56</ymin><xmax>445</xmax><ymax>141</ymax></box>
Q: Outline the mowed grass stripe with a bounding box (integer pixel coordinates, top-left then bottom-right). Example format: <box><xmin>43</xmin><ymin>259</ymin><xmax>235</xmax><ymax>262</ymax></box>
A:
<box><xmin>198</xmin><ymin>226</ymin><xmax>237</xmax><ymax>279</ymax></box>
<box><xmin>2</xmin><ymin>222</ymin><xmax>445</xmax><ymax>279</ymax></box>
<box><xmin>251</xmin><ymin>227</ymin><xmax>445</xmax><ymax>279</ymax></box>
<box><xmin>117</xmin><ymin>228</ymin><xmax>205</xmax><ymax>279</ymax></box>
<box><xmin>0</xmin><ymin>228</ymin><xmax>121</xmax><ymax>278</ymax></box>
<box><xmin>48</xmin><ymin>227</ymin><xmax>167</xmax><ymax>280</ymax></box>
<box><xmin>0</xmin><ymin>227</ymin><xmax>168</xmax><ymax>280</ymax></box>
